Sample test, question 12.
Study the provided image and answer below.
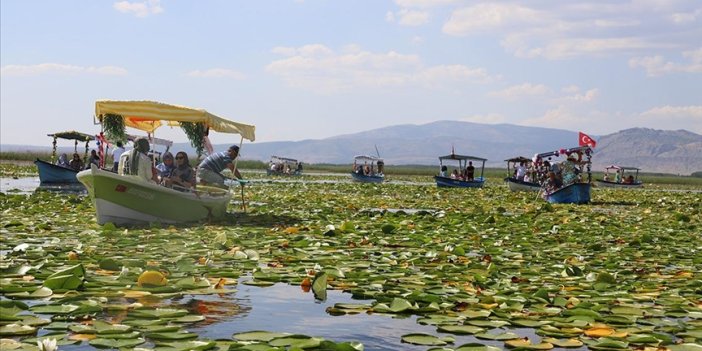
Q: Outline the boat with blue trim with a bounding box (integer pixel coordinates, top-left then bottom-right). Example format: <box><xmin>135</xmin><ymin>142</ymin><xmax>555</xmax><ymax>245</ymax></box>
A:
<box><xmin>433</xmin><ymin>152</ymin><xmax>486</xmax><ymax>188</ymax></box>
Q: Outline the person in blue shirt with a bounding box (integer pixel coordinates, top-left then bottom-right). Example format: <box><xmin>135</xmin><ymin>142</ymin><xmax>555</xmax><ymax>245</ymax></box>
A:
<box><xmin>197</xmin><ymin>145</ymin><xmax>242</xmax><ymax>188</ymax></box>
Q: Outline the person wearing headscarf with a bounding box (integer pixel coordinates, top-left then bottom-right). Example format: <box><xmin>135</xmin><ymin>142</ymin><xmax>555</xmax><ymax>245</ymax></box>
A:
<box><xmin>56</xmin><ymin>153</ymin><xmax>70</xmax><ymax>168</ymax></box>
<box><xmin>118</xmin><ymin>137</ymin><xmax>157</xmax><ymax>183</ymax></box>
<box><xmin>166</xmin><ymin>151</ymin><xmax>195</xmax><ymax>190</ymax></box>
<box><xmin>156</xmin><ymin>152</ymin><xmax>176</xmax><ymax>179</ymax></box>
<box><xmin>86</xmin><ymin>149</ymin><xmax>100</xmax><ymax>169</ymax></box>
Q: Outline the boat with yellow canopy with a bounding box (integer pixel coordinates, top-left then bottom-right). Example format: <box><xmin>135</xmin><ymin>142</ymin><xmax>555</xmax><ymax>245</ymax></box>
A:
<box><xmin>77</xmin><ymin>100</ymin><xmax>255</xmax><ymax>225</ymax></box>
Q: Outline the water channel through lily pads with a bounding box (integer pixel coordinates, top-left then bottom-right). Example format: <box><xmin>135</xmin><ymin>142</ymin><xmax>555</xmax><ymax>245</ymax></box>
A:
<box><xmin>1</xmin><ymin>170</ymin><xmax>701</xmax><ymax>351</ymax></box>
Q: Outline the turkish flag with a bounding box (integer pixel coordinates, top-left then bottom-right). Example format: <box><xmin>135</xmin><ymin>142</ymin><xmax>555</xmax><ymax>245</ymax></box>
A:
<box><xmin>579</xmin><ymin>132</ymin><xmax>597</xmax><ymax>148</ymax></box>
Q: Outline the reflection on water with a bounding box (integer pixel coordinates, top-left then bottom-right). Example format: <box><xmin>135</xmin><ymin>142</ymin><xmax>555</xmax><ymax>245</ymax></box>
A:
<box><xmin>0</xmin><ymin>176</ymin><xmax>86</xmax><ymax>195</ymax></box>
<box><xmin>188</xmin><ymin>279</ymin><xmax>520</xmax><ymax>351</ymax></box>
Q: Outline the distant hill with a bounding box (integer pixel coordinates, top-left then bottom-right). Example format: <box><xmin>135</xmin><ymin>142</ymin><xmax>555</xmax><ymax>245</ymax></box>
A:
<box><xmin>3</xmin><ymin>122</ymin><xmax>700</xmax><ymax>175</ymax></box>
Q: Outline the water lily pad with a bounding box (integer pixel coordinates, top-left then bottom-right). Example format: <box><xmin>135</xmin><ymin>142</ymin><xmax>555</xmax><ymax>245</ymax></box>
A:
<box><xmin>312</xmin><ymin>271</ymin><xmax>328</xmax><ymax>301</ymax></box>
<box><xmin>541</xmin><ymin>338</ymin><xmax>583</xmax><ymax>348</ymax></box>
<box><xmin>401</xmin><ymin>333</ymin><xmax>447</xmax><ymax>346</ymax></box>
<box><xmin>475</xmin><ymin>331</ymin><xmax>521</xmax><ymax>340</ymax></box>
<box><xmin>437</xmin><ymin>325</ymin><xmax>485</xmax><ymax>335</ymax></box>
<box><xmin>0</xmin><ymin>324</ymin><xmax>35</xmax><ymax>336</ymax></box>
<box><xmin>268</xmin><ymin>334</ymin><xmax>322</xmax><ymax>348</ymax></box>
<box><xmin>89</xmin><ymin>337</ymin><xmax>145</xmax><ymax>348</ymax></box>
<box><xmin>505</xmin><ymin>338</ymin><xmax>554</xmax><ymax>349</ymax></box>
<box><xmin>454</xmin><ymin>343</ymin><xmax>502</xmax><ymax>351</ymax></box>
<box><xmin>232</xmin><ymin>330</ymin><xmax>290</xmax><ymax>342</ymax></box>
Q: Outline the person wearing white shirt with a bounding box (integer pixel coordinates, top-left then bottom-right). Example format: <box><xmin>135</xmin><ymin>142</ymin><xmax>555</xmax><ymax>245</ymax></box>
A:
<box><xmin>112</xmin><ymin>141</ymin><xmax>125</xmax><ymax>172</ymax></box>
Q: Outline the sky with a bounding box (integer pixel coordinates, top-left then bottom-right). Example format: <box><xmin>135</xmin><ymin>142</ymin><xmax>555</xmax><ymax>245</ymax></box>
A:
<box><xmin>1</xmin><ymin>0</ymin><xmax>701</xmax><ymax>147</ymax></box>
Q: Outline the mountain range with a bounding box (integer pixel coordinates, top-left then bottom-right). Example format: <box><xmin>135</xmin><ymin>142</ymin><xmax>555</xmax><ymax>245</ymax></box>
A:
<box><xmin>3</xmin><ymin>121</ymin><xmax>700</xmax><ymax>175</ymax></box>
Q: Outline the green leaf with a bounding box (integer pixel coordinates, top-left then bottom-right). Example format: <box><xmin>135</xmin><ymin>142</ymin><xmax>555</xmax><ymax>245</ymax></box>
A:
<box><xmin>401</xmin><ymin>333</ymin><xmax>448</xmax><ymax>346</ymax></box>
<box><xmin>89</xmin><ymin>337</ymin><xmax>145</xmax><ymax>348</ymax></box>
<box><xmin>312</xmin><ymin>271</ymin><xmax>328</xmax><ymax>301</ymax></box>
<box><xmin>436</xmin><ymin>325</ymin><xmax>485</xmax><ymax>335</ymax></box>
<box><xmin>232</xmin><ymin>330</ymin><xmax>290</xmax><ymax>342</ymax></box>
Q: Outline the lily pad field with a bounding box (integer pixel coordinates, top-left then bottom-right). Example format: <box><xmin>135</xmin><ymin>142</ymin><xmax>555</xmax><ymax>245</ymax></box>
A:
<box><xmin>1</xmin><ymin>165</ymin><xmax>701</xmax><ymax>351</ymax></box>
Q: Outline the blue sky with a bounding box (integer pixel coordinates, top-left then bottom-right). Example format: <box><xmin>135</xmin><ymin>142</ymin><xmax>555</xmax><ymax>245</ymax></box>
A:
<box><xmin>2</xmin><ymin>0</ymin><xmax>701</xmax><ymax>146</ymax></box>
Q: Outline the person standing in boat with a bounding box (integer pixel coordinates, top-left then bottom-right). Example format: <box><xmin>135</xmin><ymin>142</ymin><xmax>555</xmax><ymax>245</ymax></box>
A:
<box><xmin>465</xmin><ymin>161</ymin><xmax>475</xmax><ymax>181</ymax></box>
<box><xmin>197</xmin><ymin>145</ymin><xmax>242</xmax><ymax>188</ymax></box>
<box><xmin>112</xmin><ymin>141</ymin><xmax>125</xmax><ymax>172</ymax></box>
<box><xmin>118</xmin><ymin>137</ymin><xmax>158</xmax><ymax>183</ymax></box>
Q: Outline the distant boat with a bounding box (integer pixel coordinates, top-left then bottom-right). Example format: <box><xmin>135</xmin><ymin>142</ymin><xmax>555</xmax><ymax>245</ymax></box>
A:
<box><xmin>351</xmin><ymin>155</ymin><xmax>384</xmax><ymax>183</ymax></box>
<box><xmin>596</xmin><ymin>165</ymin><xmax>643</xmax><ymax>188</ymax></box>
<box><xmin>536</xmin><ymin>146</ymin><xmax>593</xmax><ymax>204</ymax></box>
<box><xmin>504</xmin><ymin>156</ymin><xmax>540</xmax><ymax>192</ymax></box>
<box><xmin>35</xmin><ymin>131</ymin><xmax>96</xmax><ymax>184</ymax></box>
<box><xmin>267</xmin><ymin>155</ymin><xmax>302</xmax><ymax>176</ymax></box>
<box><xmin>78</xmin><ymin>100</ymin><xmax>255</xmax><ymax>225</ymax></box>
<box><xmin>433</xmin><ymin>152</ymin><xmax>486</xmax><ymax>188</ymax></box>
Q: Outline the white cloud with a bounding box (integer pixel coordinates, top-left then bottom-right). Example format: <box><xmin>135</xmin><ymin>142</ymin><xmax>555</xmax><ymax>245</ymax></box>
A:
<box><xmin>629</xmin><ymin>48</ymin><xmax>702</xmax><ymax>76</ymax></box>
<box><xmin>670</xmin><ymin>8</ymin><xmax>702</xmax><ymax>24</ymax></box>
<box><xmin>638</xmin><ymin>105</ymin><xmax>702</xmax><ymax>132</ymax></box>
<box><xmin>395</xmin><ymin>0</ymin><xmax>457</xmax><ymax>8</ymax></box>
<box><xmin>460</xmin><ymin>113</ymin><xmax>504</xmax><ymax>124</ymax></box>
<box><xmin>441</xmin><ymin>2</ymin><xmax>700</xmax><ymax>60</ymax></box>
<box><xmin>1</xmin><ymin>63</ymin><xmax>128</xmax><ymax>76</ymax></box>
<box><xmin>443</xmin><ymin>3</ymin><xmax>545</xmax><ymax>36</ymax></box>
<box><xmin>411</xmin><ymin>35</ymin><xmax>424</xmax><ymax>44</ymax></box>
<box><xmin>560</xmin><ymin>87</ymin><xmax>599</xmax><ymax>103</ymax></box>
<box><xmin>520</xmin><ymin>106</ymin><xmax>589</xmax><ymax>129</ymax></box>
<box><xmin>187</xmin><ymin>68</ymin><xmax>245</xmax><ymax>80</ymax></box>
<box><xmin>488</xmin><ymin>83</ymin><xmax>550</xmax><ymax>99</ymax></box>
<box><xmin>266</xmin><ymin>44</ymin><xmax>495</xmax><ymax>93</ymax></box>
<box><xmin>385</xmin><ymin>11</ymin><xmax>396</xmax><ymax>22</ymax></box>
<box><xmin>113</xmin><ymin>0</ymin><xmax>163</xmax><ymax>18</ymax></box>
<box><xmin>398</xmin><ymin>9</ymin><xmax>430</xmax><ymax>26</ymax></box>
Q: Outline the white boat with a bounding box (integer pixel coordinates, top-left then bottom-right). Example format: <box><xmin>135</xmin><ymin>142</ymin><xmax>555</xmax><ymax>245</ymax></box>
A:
<box><xmin>595</xmin><ymin>165</ymin><xmax>643</xmax><ymax>188</ymax></box>
<box><xmin>504</xmin><ymin>156</ymin><xmax>540</xmax><ymax>192</ymax></box>
<box><xmin>78</xmin><ymin>100</ymin><xmax>256</xmax><ymax>225</ymax></box>
<box><xmin>78</xmin><ymin>164</ymin><xmax>232</xmax><ymax>225</ymax></box>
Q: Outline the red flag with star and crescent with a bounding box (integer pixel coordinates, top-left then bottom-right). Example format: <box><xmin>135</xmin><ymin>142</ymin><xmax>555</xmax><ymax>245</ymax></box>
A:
<box><xmin>579</xmin><ymin>132</ymin><xmax>596</xmax><ymax>148</ymax></box>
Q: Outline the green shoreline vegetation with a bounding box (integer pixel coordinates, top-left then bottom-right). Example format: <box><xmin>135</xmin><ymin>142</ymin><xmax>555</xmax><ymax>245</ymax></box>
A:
<box><xmin>2</xmin><ymin>151</ymin><xmax>701</xmax><ymax>187</ymax></box>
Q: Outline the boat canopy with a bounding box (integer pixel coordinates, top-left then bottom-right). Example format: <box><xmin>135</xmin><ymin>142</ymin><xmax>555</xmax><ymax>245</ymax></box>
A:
<box><xmin>48</xmin><ymin>131</ymin><xmax>95</xmax><ymax>141</ymax></box>
<box><xmin>504</xmin><ymin>156</ymin><xmax>532</xmax><ymax>163</ymax></box>
<box><xmin>537</xmin><ymin>146</ymin><xmax>591</xmax><ymax>159</ymax></box>
<box><xmin>126</xmin><ymin>134</ymin><xmax>173</xmax><ymax>148</ymax></box>
<box><xmin>605</xmin><ymin>165</ymin><xmax>640</xmax><ymax>171</ymax></box>
<box><xmin>354</xmin><ymin>155</ymin><xmax>383</xmax><ymax>162</ymax></box>
<box><xmin>438</xmin><ymin>154</ymin><xmax>487</xmax><ymax>162</ymax></box>
<box><xmin>271</xmin><ymin>155</ymin><xmax>298</xmax><ymax>163</ymax></box>
<box><xmin>95</xmin><ymin>100</ymin><xmax>256</xmax><ymax>141</ymax></box>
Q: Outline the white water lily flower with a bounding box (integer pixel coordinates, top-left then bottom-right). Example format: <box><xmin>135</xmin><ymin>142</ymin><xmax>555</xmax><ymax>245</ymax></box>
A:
<box><xmin>444</xmin><ymin>244</ymin><xmax>454</xmax><ymax>252</ymax></box>
<box><xmin>425</xmin><ymin>251</ymin><xmax>437</xmax><ymax>258</ymax></box>
<box><xmin>313</xmin><ymin>263</ymin><xmax>323</xmax><ymax>271</ymax></box>
<box><xmin>325</xmin><ymin>224</ymin><xmax>335</xmax><ymax>232</ymax></box>
<box><xmin>585</xmin><ymin>272</ymin><xmax>598</xmax><ymax>281</ymax></box>
<box><xmin>37</xmin><ymin>338</ymin><xmax>57</xmax><ymax>351</ymax></box>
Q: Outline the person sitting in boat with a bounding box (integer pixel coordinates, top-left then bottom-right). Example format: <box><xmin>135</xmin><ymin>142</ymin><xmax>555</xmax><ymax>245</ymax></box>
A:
<box><xmin>86</xmin><ymin>149</ymin><xmax>100</xmax><ymax>169</ymax></box>
<box><xmin>450</xmin><ymin>169</ymin><xmax>459</xmax><ymax>179</ymax></box>
<box><xmin>197</xmin><ymin>144</ymin><xmax>242</xmax><ymax>188</ymax></box>
<box><xmin>523</xmin><ymin>169</ymin><xmax>533</xmax><ymax>183</ymax></box>
<box><xmin>603</xmin><ymin>173</ymin><xmax>610</xmax><ymax>182</ymax></box>
<box><xmin>363</xmin><ymin>163</ymin><xmax>370</xmax><ymax>176</ymax></box>
<box><xmin>165</xmin><ymin>152</ymin><xmax>195</xmax><ymax>190</ymax></box>
<box><xmin>614</xmin><ymin>171</ymin><xmax>622</xmax><ymax>183</ymax></box>
<box><xmin>439</xmin><ymin>165</ymin><xmax>448</xmax><ymax>177</ymax></box>
<box><xmin>56</xmin><ymin>153</ymin><xmax>70</xmax><ymax>168</ymax></box>
<box><xmin>118</xmin><ymin>137</ymin><xmax>158</xmax><ymax>183</ymax></box>
<box><xmin>560</xmin><ymin>155</ymin><xmax>580</xmax><ymax>186</ymax></box>
<box><xmin>544</xmin><ymin>171</ymin><xmax>563</xmax><ymax>194</ymax></box>
<box><xmin>623</xmin><ymin>175</ymin><xmax>634</xmax><ymax>184</ymax></box>
<box><xmin>465</xmin><ymin>161</ymin><xmax>475</xmax><ymax>181</ymax></box>
<box><xmin>112</xmin><ymin>141</ymin><xmax>125</xmax><ymax>172</ymax></box>
<box><xmin>515</xmin><ymin>162</ymin><xmax>527</xmax><ymax>181</ymax></box>
<box><xmin>69</xmin><ymin>153</ymin><xmax>84</xmax><ymax>171</ymax></box>
<box><xmin>156</xmin><ymin>152</ymin><xmax>176</xmax><ymax>180</ymax></box>
<box><xmin>296</xmin><ymin>162</ymin><xmax>303</xmax><ymax>173</ymax></box>
<box><xmin>270</xmin><ymin>162</ymin><xmax>277</xmax><ymax>173</ymax></box>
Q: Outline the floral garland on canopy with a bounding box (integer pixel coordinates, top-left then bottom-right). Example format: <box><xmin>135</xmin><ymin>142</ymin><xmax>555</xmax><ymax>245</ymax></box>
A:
<box><xmin>179</xmin><ymin>122</ymin><xmax>207</xmax><ymax>159</ymax></box>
